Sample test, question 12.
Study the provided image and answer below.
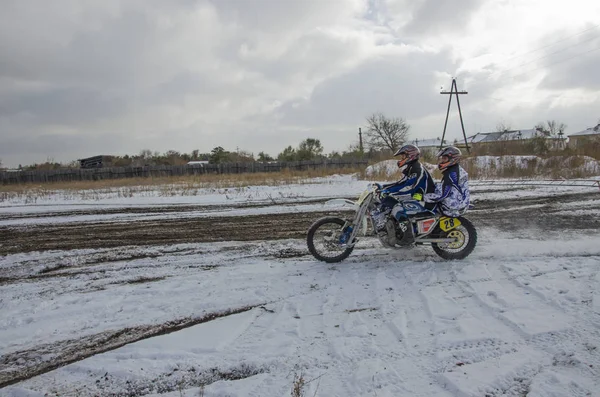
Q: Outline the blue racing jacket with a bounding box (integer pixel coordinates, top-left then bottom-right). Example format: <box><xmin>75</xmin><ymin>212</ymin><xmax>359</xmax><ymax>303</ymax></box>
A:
<box><xmin>424</xmin><ymin>164</ymin><xmax>470</xmax><ymax>217</ymax></box>
<box><xmin>381</xmin><ymin>160</ymin><xmax>435</xmax><ymax>199</ymax></box>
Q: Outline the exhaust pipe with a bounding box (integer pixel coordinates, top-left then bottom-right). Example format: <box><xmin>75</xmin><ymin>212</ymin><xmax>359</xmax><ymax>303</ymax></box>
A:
<box><xmin>415</xmin><ymin>237</ymin><xmax>458</xmax><ymax>243</ymax></box>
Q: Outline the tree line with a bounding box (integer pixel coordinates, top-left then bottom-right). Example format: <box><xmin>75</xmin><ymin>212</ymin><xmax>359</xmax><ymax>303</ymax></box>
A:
<box><xmin>4</xmin><ymin>112</ymin><xmax>411</xmax><ymax>170</ymax></box>
<box><xmin>3</xmin><ymin>113</ymin><xmax>597</xmax><ymax>171</ymax></box>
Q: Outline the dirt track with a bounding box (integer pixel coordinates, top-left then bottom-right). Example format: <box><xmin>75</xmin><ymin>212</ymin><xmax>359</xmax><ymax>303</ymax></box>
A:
<box><xmin>1</xmin><ymin>191</ymin><xmax>599</xmax><ymax>256</ymax></box>
<box><xmin>0</xmin><ymin>210</ymin><xmax>333</xmax><ymax>255</ymax></box>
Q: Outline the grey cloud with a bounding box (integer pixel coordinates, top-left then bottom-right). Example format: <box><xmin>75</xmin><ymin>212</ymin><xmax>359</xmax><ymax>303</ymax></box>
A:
<box><xmin>242</xmin><ymin>30</ymin><xmax>368</xmax><ymax>84</ymax></box>
<box><xmin>2</xmin><ymin>0</ymin><xmax>598</xmax><ymax>168</ymax></box>
<box><xmin>276</xmin><ymin>49</ymin><xmax>457</xmax><ymax>127</ymax></box>
<box><xmin>0</xmin><ymin>0</ymin><xmax>374</xmax><ymax>167</ymax></box>
<box><xmin>0</xmin><ymin>86</ymin><xmax>128</xmax><ymax>126</ymax></box>
<box><xmin>0</xmin><ymin>7</ymin><xmax>154</xmax><ymax>127</ymax></box>
<box><xmin>538</xmin><ymin>32</ymin><xmax>600</xmax><ymax>90</ymax></box>
<box><xmin>210</xmin><ymin>0</ymin><xmax>361</xmax><ymax>32</ymax></box>
<box><xmin>0</xmin><ymin>131</ymin><xmax>125</xmax><ymax>167</ymax></box>
<box><xmin>153</xmin><ymin>71</ymin><xmax>224</xmax><ymax>102</ymax></box>
<box><xmin>395</xmin><ymin>0</ymin><xmax>485</xmax><ymax>37</ymax></box>
<box><xmin>0</xmin><ymin>1</ymin><xmax>220</xmax><ymax>88</ymax></box>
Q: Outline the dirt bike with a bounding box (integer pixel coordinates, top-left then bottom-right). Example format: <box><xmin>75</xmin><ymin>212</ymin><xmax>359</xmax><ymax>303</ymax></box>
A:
<box><xmin>306</xmin><ymin>183</ymin><xmax>477</xmax><ymax>263</ymax></box>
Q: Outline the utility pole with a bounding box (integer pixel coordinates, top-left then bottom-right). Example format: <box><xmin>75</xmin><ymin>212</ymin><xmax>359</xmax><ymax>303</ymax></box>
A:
<box><xmin>440</xmin><ymin>78</ymin><xmax>470</xmax><ymax>153</ymax></box>
<box><xmin>358</xmin><ymin>127</ymin><xmax>364</xmax><ymax>154</ymax></box>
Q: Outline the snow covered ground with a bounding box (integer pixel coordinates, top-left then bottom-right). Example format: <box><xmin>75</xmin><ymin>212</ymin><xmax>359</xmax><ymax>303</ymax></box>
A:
<box><xmin>1</xmin><ymin>174</ymin><xmax>600</xmax><ymax>396</ymax></box>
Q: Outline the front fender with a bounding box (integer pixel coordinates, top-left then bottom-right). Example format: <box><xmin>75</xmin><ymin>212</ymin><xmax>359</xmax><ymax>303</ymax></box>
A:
<box><xmin>324</xmin><ymin>198</ymin><xmax>357</xmax><ymax>208</ymax></box>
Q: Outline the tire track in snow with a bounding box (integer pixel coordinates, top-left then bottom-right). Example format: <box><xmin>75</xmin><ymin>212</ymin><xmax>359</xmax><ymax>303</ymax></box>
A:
<box><xmin>408</xmin><ymin>262</ymin><xmax>524</xmax><ymax>387</ymax></box>
<box><xmin>374</xmin><ymin>266</ymin><xmax>409</xmax><ymax>353</ymax></box>
<box><xmin>438</xmin><ymin>259</ymin><xmax>600</xmax><ymax>395</ymax></box>
<box><xmin>500</xmin><ymin>262</ymin><xmax>600</xmax><ymax>330</ymax></box>
<box><xmin>0</xmin><ymin>304</ymin><xmax>266</xmax><ymax>388</ymax></box>
<box><xmin>497</xmin><ymin>263</ymin><xmax>600</xmax><ymax>384</ymax></box>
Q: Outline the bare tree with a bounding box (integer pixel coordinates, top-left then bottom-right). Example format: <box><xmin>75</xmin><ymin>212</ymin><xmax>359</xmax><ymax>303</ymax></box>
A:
<box><xmin>546</xmin><ymin>120</ymin><xmax>567</xmax><ymax>137</ymax></box>
<box><xmin>536</xmin><ymin>120</ymin><xmax>567</xmax><ymax>137</ymax></box>
<box><xmin>364</xmin><ymin>112</ymin><xmax>410</xmax><ymax>153</ymax></box>
<box><xmin>495</xmin><ymin>120</ymin><xmax>512</xmax><ymax>132</ymax></box>
<box><xmin>139</xmin><ymin>149</ymin><xmax>153</xmax><ymax>160</ymax></box>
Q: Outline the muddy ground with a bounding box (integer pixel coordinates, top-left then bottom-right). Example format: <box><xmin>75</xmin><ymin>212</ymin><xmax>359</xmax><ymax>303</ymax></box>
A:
<box><xmin>1</xmin><ymin>190</ymin><xmax>599</xmax><ymax>256</ymax></box>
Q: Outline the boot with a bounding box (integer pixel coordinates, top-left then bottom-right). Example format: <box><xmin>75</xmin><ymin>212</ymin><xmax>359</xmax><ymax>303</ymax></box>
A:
<box><xmin>396</xmin><ymin>218</ymin><xmax>415</xmax><ymax>246</ymax></box>
<box><xmin>371</xmin><ymin>208</ymin><xmax>390</xmax><ymax>231</ymax></box>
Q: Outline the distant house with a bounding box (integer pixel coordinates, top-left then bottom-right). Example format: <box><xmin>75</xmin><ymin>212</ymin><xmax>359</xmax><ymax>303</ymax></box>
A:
<box><xmin>567</xmin><ymin>124</ymin><xmax>600</xmax><ymax>149</ymax></box>
<box><xmin>187</xmin><ymin>160</ymin><xmax>209</xmax><ymax>166</ymax></box>
<box><xmin>78</xmin><ymin>155</ymin><xmax>114</xmax><ymax>169</ymax></box>
<box><xmin>467</xmin><ymin>129</ymin><xmax>541</xmax><ymax>145</ymax></box>
<box><xmin>405</xmin><ymin>137</ymin><xmax>447</xmax><ymax>155</ymax></box>
<box><xmin>456</xmin><ymin>128</ymin><xmax>564</xmax><ymax>151</ymax></box>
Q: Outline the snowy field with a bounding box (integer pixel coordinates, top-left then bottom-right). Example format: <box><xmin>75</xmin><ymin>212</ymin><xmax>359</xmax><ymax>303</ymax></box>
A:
<box><xmin>1</xmin><ymin>174</ymin><xmax>600</xmax><ymax>396</ymax></box>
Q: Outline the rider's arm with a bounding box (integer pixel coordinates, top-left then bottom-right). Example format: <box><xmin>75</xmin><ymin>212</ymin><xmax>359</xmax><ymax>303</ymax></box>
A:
<box><xmin>424</xmin><ymin>170</ymin><xmax>458</xmax><ymax>203</ymax></box>
<box><xmin>381</xmin><ymin>163</ymin><xmax>426</xmax><ymax>196</ymax></box>
<box><xmin>380</xmin><ymin>172</ymin><xmax>416</xmax><ymax>194</ymax></box>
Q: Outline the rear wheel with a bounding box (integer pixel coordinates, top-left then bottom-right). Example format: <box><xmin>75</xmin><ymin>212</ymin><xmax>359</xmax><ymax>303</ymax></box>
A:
<box><xmin>307</xmin><ymin>217</ymin><xmax>355</xmax><ymax>263</ymax></box>
<box><xmin>432</xmin><ymin>216</ymin><xmax>477</xmax><ymax>260</ymax></box>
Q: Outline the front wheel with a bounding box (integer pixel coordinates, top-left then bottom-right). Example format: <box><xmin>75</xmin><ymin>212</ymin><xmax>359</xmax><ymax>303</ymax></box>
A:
<box><xmin>307</xmin><ymin>217</ymin><xmax>355</xmax><ymax>263</ymax></box>
<box><xmin>432</xmin><ymin>216</ymin><xmax>477</xmax><ymax>260</ymax></box>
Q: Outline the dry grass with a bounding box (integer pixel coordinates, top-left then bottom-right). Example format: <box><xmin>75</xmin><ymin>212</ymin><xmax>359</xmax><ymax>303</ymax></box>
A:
<box><xmin>1</xmin><ymin>154</ymin><xmax>598</xmax><ymax>204</ymax></box>
<box><xmin>361</xmin><ymin>153</ymin><xmax>599</xmax><ymax>181</ymax></box>
<box><xmin>1</xmin><ymin>167</ymin><xmax>365</xmax><ymax>192</ymax></box>
<box><xmin>290</xmin><ymin>371</ymin><xmax>324</xmax><ymax>397</ymax></box>
<box><xmin>291</xmin><ymin>372</ymin><xmax>307</xmax><ymax>397</ymax></box>
<box><xmin>462</xmin><ymin>154</ymin><xmax>600</xmax><ymax>179</ymax></box>
<box><xmin>0</xmin><ymin>166</ymin><xmax>370</xmax><ymax>203</ymax></box>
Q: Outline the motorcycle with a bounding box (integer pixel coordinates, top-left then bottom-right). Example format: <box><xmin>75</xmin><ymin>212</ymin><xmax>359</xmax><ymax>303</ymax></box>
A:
<box><xmin>306</xmin><ymin>183</ymin><xmax>477</xmax><ymax>263</ymax></box>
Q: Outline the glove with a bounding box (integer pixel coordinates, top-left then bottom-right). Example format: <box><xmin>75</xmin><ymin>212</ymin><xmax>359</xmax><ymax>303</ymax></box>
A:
<box><xmin>412</xmin><ymin>193</ymin><xmax>423</xmax><ymax>201</ymax></box>
<box><xmin>379</xmin><ymin>189</ymin><xmax>391</xmax><ymax>198</ymax></box>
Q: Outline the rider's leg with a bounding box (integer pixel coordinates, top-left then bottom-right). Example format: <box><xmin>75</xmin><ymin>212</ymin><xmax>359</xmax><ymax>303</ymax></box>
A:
<box><xmin>372</xmin><ymin>196</ymin><xmax>398</xmax><ymax>231</ymax></box>
<box><xmin>390</xmin><ymin>200</ymin><xmax>422</xmax><ymax>246</ymax></box>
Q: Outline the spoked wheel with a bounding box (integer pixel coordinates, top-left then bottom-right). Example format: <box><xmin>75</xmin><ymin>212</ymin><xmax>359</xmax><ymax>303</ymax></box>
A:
<box><xmin>307</xmin><ymin>217</ymin><xmax>355</xmax><ymax>263</ymax></box>
<box><xmin>432</xmin><ymin>217</ymin><xmax>477</xmax><ymax>260</ymax></box>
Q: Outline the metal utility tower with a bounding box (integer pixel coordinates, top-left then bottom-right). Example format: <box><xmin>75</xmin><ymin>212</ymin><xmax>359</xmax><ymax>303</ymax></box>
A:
<box><xmin>440</xmin><ymin>78</ymin><xmax>470</xmax><ymax>153</ymax></box>
<box><xmin>358</xmin><ymin>127</ymin><xmax>364</xmax><ymax>153</ymax></box>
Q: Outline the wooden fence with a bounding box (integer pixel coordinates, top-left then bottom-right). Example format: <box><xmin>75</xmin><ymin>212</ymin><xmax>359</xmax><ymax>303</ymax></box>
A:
<box><xmin>0</xmin><ymin>159</ymin><xmax>369</xmax><ymax>185</ymax></box>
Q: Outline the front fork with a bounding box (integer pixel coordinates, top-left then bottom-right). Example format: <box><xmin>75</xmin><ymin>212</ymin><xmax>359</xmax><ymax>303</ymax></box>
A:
<box><xmin>339</xmin><ymin>196</ymin><xmax>373</xmax><ymax>248</ymax></box>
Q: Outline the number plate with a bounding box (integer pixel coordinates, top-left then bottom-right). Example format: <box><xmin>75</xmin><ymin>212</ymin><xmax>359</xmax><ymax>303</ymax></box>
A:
<box><xmin>439</xmin><ymin>217</ymin><xmax>461</xmax><ymax>232</ymax></box>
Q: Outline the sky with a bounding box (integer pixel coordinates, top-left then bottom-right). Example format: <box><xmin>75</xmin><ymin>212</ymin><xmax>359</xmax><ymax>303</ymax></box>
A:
<box><xmin>1</xmin><ymin>0</ymin><xmax>600</xmax><ymax>167</ymax></box>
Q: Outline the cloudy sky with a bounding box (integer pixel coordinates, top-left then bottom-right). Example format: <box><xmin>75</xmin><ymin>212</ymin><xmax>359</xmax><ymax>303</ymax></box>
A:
<box><xmin>1</xmin><ymin>0</ymin><xmax>600</xmax><ymax>167</ymax></box>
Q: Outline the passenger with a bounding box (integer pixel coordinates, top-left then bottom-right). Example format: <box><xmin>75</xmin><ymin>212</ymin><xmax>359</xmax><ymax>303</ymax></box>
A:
<box><xmin>424</xmin><ymin>146</ymin><xmax>470</xmax><ymax>217</ymax></box>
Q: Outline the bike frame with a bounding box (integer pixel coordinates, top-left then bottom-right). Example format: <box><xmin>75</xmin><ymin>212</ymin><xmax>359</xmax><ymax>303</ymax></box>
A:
<box><xmin>324</xmin><ymin>183</ymin><xmax>465</xmax><ymax>248</ymax></box>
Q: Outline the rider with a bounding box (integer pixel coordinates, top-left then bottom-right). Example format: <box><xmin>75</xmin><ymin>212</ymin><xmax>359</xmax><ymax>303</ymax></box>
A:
<box><xmin>372</xmin><ymin>144</ymin><xmax>435</xmax><ymax>245</ymax></box>
<box><xmin>424</xmin><ymin>146</ymin><xmax>470</xmax><ymax>217</ymax></box>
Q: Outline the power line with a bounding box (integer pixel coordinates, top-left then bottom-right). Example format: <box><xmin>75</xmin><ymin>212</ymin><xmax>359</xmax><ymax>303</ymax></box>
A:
<box><xmin>483</xmin><ymin>94</ymin><xmax>596</xmax><ymax>105</ymax></box>
<box><xmin>462</xmin><ymin>45</ymin><xmax>600</xmax><ymax>105</ymax></box>
<box><xmin>500</xmin><ymin>23</ymin><xmax>600</xmax><ymax>64</ymax></box>
<box><xmin>505</xmin><ymin>45</ymin><xmax>600</xmax><ymax>82</ymax></box>
<box><xmin>486</xmin><ymin>31</ymin><xmax>600</xmax><ymax>80</ymax></box>
<box><xmin>457</xmin><ymin>23</ymin><xmax>600</xmax><ymax>83</ymax></box>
